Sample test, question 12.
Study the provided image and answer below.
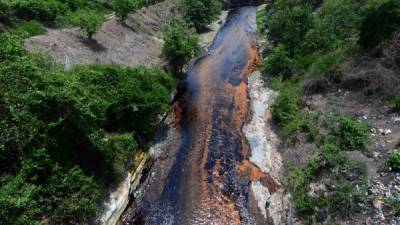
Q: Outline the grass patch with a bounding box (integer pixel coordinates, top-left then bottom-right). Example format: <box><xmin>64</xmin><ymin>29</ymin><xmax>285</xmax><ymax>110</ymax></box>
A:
<box><xmin>256</xmin><ymin>7</ymin><xmax>267</xmax><ymax>32</ymax></box>
<box><xmin>385</xmin><ymin>150</ymin><xmax>400</xmax><ymax>172</ymax></box>
<box><xmin>336</xmin><ymin>116</ymin><xmax>370</xmax><ymax>150</ymax></box>
<box><xmin>9</xmin><ymin>20</ymin><xmax>46</xmax><ymax>38</ymax></box>
<box><xmin>393</xmin><ymin>95</ymin><xmax>400</xmax><ymax>112</ymax></box>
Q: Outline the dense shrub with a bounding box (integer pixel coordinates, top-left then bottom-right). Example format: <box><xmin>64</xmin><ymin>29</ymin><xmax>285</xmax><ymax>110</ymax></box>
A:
<box><xmin>266</xmin><ymin>0</ymin><xmax>312</xmax><ymax>56</ymax></box>
<box><xmin>271</xmin><ymin>85</ymin><xmax>301</xmax><ymax>127</ymax></box>
<box><xmin>336</xmin><ymin>116</ymin><xmax>369</xmax><ymax>150</ymax></box>
<box><xmin>359</xmin><ymin>0</ymin><xmax>400</xmax><ymax>49</ymax></box>
<box><xmin>0</xmin><ymin>32</ymin><xmax>173</xmax><ymax>224</ymax></box>
<box><xmin>303</xmin><ymin>0</ymin><xmax>360</xmax><ymax>53</ymax></box>
<box><xmin>0</xmin><ymin>34</ymin><xmax>27</xmax><ymax>60</ymax></box>
<box><xmin>113</xmin><ymin>0</ymin><xmax>139</xmax><ymax>22</ymax></box>
<box><xmin>0</xmin><ymin>0</ymin><xmax>12</xmax><ymax>23</ymax></box>
<box><xmin>10</xmin><ymin>20</ymin><xmax>46</xmax><ymax>38</ymax></box>
<box><xmin>394</xmin><ymin>95</ymin><xmax>400</xmax><ymax>112</ymax></box>
<box><xmin>305</xmin><ymin>48</ymin><xmax>347</xmax><ymax>78</ymax></box>
<box><xmin>179</xmin><ymin>0</ymin><xmax>222</xmax><ymax>32</ymax></box>
<box><xmin>385</xmin><ymin>151</ymin><xmax>400</xmax><ymax>172</ymax></box>
<box><xmin>262</xmin><ymin>44</ymin><xmax>293</xmax><ymax>79</ymax></box>
<box><xmin>162</xmin><ymin>18</ymin><xmax>200</xmax><ymax>73</ymax></box>
<box><xmin>13</xmin><ymin>0</ymin><xmax>67</xmax><ymax>22</ymax></box>
<box><xmin>66</xmin><ymin>9</ymin><xmax>105</xmax><ymax>38</ymax></box>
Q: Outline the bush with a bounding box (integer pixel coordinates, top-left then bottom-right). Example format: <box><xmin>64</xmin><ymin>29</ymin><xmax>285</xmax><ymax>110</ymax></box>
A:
<box><xmin>359</xmin><ymin>0</ymin><xmax>400</xmax><ymax>49</ymax></box>
<box><xmin>0</xmin><ymin>30</ymin><xmax>173</xmax><ymax>224</ymax></box>
<box><xmin>267</xmin><ymin>0</ymin><xmax>312</xmax><ymax>56</ymax></box>
<box><xmin>262</xmin><ymin>44</ymin><xmax>293</xmax><ymax>79</ymax></box>
<box><xmin>162</xmin><ymin>18</ymin><xmax>200</xmax><ymax>73</ymax></box>
<box><xmin>10</xmin><ymin>20</ymin><xmax>46</xmax><ymax>38</ymax></box>
<box><xmin>179</xmin><ymin>0</ymin><xmax>222</xmax><ymax>32</ymax></box>
<box><xmin>336</xmin><ymin>116</ymin><xmax>369</xmax><ymax>150</ymax></box>
<box><xmin>0</xmin><ymin>0</ymin><xmax>12</xmax><ymax>23</ymax></box>
<box><xmin>393</xmin><ymin>95</ymin><xmax>400</xmax><ymax>112</ymax></box>
<box><xmin>385</xmin><ymin>151</ymin><xmax>400</xmax><ymax>172</ymax></box>
<box><xmin>13</xmin><ymin>0</ymin><xmax>67</xmax><ymax>22</ymax></box>
<box><xmin>303</xmin><ymin>0</ymin><xmax>360</xmax><ymax>54</ymax></box>
<box><xmin>271</xmin><ymin>85</ymin><xmax>301</xmax><ymax>130</ymax></box>
<box><xmin>0</xmin><ymin>34</ymin><xmax>27</xmax><ymax>61</ymax></box>
<box><xmin>305</xmin><ymin>48</ymin><xmax>347</xmax><ymax>78</ymax></box>
<box><xmin>113</xmin><ymin>0</ymin><xmax>139</xmax><ymax>22</ymax></box>
<box><xmin>66</xmin><ymin>9</ymin><xmax>105</xmax><ymax>38</ymax></box>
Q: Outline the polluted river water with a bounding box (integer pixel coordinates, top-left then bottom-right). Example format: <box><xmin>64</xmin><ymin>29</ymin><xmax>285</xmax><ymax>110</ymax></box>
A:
<box><xmin>120</xmin><ymin>6</ymin><xmax>286</xmax><ymax>225</ymax></box>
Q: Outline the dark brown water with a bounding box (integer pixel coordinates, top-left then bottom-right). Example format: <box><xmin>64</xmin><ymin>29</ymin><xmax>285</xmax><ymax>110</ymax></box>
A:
<box><xmin>124</xmin><ymin>7</ymin><xmax>275</xmax><ymax>225</ymax></box>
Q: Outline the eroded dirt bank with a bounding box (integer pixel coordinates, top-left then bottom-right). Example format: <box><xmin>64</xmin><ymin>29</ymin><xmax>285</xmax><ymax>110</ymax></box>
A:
<box><xmin>25</xmin><ymin>0</ymin><xmax>177</xmax><ymax>69</ymax></box>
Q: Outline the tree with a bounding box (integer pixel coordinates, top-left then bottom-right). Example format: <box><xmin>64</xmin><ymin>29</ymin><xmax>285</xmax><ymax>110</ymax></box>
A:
<box><xmin>303</xmin><ymin>0</ymin><xmax>360</xmax><ymax>53</ymax></box>
<box><xmin>267</xmin><ymin>0</ymin><xmax>312</xmax><ymax>56</ymax></box>
<box><xmin>359</xmin><ymin>0</ymin><xmax>400</xmax><ymax>49</ymax></box>
<box><xmin>179</xmin><ymin>0</ymin><xmax>222</xmax><ymax>32</ymax></box>
<box><xmin>162</xmin><ymin>18</ymin><xmax>200</xmax><ymax>73</ymax></box>
<box><xmin>67</xmin><ymin>9</ymin><xmax>105</xmax><ymax>39</ymax></box>
<box><xmin>262</xmin><ymin>44</ymin><xmax>293</xmax><ymax>79</ymax></box>
<box><xmin>113</xmin><ymin>0</ymin><xmax>139</xmax><ymax>22</ymax></box>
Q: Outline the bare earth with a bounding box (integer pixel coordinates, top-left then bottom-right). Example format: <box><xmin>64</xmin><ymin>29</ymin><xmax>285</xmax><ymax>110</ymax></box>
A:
<box><xmin>25</xmin><ymin>0</ymin><xmax>177</xmax><ymax>69</ymax></box>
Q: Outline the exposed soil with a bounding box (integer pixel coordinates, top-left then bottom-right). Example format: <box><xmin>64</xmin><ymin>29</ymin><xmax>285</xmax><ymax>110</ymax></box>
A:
<box><xmin>25</xmin><ymin>0</ymin><xmax>178</xmax><ymax>69</ymax></box>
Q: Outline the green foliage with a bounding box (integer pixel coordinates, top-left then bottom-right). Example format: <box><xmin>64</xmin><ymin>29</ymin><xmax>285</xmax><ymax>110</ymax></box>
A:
<box><xmin>336</xmin><ymin>116</ymin><xmax>369</xmax><ymax>150</ymax></box>
<box><xmin>12</xmin><ymin>0</ymin><xmax>67</xmax><ymax>22</ymax></box>
<box><xmin>385</xmin><ymin>194</ymin><xmax>400</xmax><ymax>216</ymax></box>
<box><xmin>385</xmin><ymin>151</ymin><xmax>400</xmax><ymax>172</ymax></box>
<box><xmin>0</xmin><ymin>30</ymin><xmax>173</xmax><ymax>224</ymax></box>
<box><xmin>0</xmin><ymin>34</ymin><xmax>27</xmax><ymax>60</ymax></box>
<box><xmin>256</xmin><ymin>7</ymin><xmax>267</xmax><ymax>32</ymax></box>
<box><xmin>113</xmin><ymin>0</ymin><xmax>139</xmax><ymax>22</ymax></box>
<box><xmin>262</xmin><ymin>44</ymin><xmax>293</xmax><ymax>79</ymax></box>
<box><xmin>306</xmin><ymin>48</ymin><xmax>347</xmax><ymax>78</ymax></box>
<box><xmin>162</xmin><ymin>18</ymin><xmax>200</xmax><ymax>73</ymax></box>
<box><xmin>303</xmin><ymin>0</ymin><xmax>360</xmax><ymax>53</ymax></box>
<box><xmin>0</xmin><ymin>0</ymin><xmax>12</xmax><ymax>23</ymax></box>
<box><xmin>271</xmin><ymin>84</ymin><xmax>301</xmax><ymax>132</ymax></box>
<box><xmin>10</xmin><ymin>20</ymin><xmax>46</xmax><ymax>38</ymax></box>
<box><xmin>179</xmin><ymin>0</ymin><xmax>222</xmax><ymax>32</ymax></box>
<box><xmin>266</xmin><ymin>0</ymin><xmax>312</xmax><ymax>56</ymax></box>
<box><xmin>393</xmin><ymin>95</ymin><xmax>400</xmax><ymax>112</ymax></box>
<box><xmin>106</xmin><ymin>134</ymin><xmax>137</xmax><ymax>177</ymax></box>
<box><xmin>359</xmin><ymin>0</ymin><xmax>400</xmax><ymax>49</ymax></box>
<box><xmin>66</xmin><ymin>9</ymin><xmax>105</xmax><ymax>38</ymax></box>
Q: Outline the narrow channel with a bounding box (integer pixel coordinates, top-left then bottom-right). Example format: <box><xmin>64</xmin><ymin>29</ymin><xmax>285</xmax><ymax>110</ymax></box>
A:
<box><xmin>123</xmin><ymin>6</ymin><xmax>276</xmax><ymax>225</ymax></box>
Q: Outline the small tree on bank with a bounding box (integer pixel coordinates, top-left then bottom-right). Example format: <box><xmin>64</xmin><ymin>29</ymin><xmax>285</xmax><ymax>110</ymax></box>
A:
<box><xmin>179</xmin><ymin>0</ymin><xmax>222</xmax><ymax>32</ymax></box>
<box><xmin>113</xmin><ymin>0</ymin><xmax>139</xmax><ymax>22</ymax></box>
<box><xmin>67</xmin><ymin>9</ymin><xmax>105</xmax><ymax>39</ymax></box>
<box><xmin>162</xmin><ymin>18</ymin><xmax>200</xmax><ymax>74</ymax></box>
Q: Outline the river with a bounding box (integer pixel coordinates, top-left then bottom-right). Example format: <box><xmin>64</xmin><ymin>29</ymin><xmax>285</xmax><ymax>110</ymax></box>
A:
<box><xmin>121</xmin><ymin>6</ymin><xmax>278</xmax><ymax>225</ymax></box>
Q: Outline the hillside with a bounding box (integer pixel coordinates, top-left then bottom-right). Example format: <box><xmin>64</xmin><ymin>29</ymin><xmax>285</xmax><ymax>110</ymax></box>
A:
<box><xmin>256</xmin><ymin>0</ymin><xmax>400</xmax><ymax>224</ymax></box>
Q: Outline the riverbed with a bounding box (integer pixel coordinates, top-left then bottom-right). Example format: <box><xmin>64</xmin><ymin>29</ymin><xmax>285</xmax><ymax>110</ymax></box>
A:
<box><xmin>120</xmin><ymin>6</ymin><xmax>282</xmax><ymax>225</ymax></box>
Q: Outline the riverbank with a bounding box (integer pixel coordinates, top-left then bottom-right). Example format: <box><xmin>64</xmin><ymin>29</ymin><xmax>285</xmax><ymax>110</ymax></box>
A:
<box><xmin>257</xmin><ymin>2</ymin><xmax>400</xmax><ymax>224</ymax></box>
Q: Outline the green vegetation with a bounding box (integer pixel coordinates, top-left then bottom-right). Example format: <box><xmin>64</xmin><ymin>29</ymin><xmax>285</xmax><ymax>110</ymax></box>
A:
<box><xmin>393</xmin><ymin>95</ymin><xmax>400</xmax><ymax>112</ymax></box>
<box><xmin>9</xmin><ymin>20</ymin><xmax>46</xmax><ymax>38</ymax></box>
<box><xmin>0</xmin><ymin>31</ymin><xmax>173</xmax><ymax>224</ymax></box>
<box><xmin>385</xmin><ymin>151</ymin><xmax>400</xmax><ymax>172</ymax></box>
<box><xmin>113</xmin><ymin>0</ymin><xmax>139</xmax><ymax>22</ymax></box>
<box><xmin>162</xmin><ymin>18</ymin><xmax>200</xmax><ymax>74</ymax></box>
<box><xmin>336</xmin><ymin>116</ymin><xmax>369</xmax><ymax>150</ymax></box>
<box><xmin>266</xmin><ymin>0</ymin><xmax>312</xmax><ymax>56</ymax></box>
<box><xmin>179</xmin><ymin>0</ymin><xmax>222</xmax><ymax>32</ymax></box>
<box><xmin>359</xmin><ymin>0</ymin><xmax>400</xmax><ymax>49</ymax></box>
<box><xmin>262</xmin><ymin>44</ymin><xmax>293</xmax><ymax>79</ymax></box>
<box><xmin>65</xmin><ymin>9</ymin><xmax>106</xmax><ymax>38</ymax></box>
<box><xmin>0</xmin><ymin>0</ymin><xmax>164</xmax><ymax>36</ymax></box>
<box><xmin>257</xmin><ymin>1</ymin><xmax>391</xmax><ymax>220</ymax></box>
